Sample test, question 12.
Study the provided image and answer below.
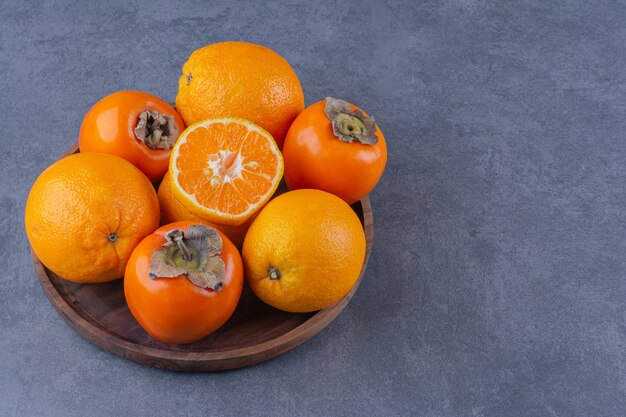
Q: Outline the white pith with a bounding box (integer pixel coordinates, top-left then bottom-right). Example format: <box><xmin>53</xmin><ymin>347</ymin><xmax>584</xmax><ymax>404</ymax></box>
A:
<box><xmin>170</xmin><ymin>118</ymin><xmax>283</xmax><ymax>219</ymax></box>
<box><xmin>206</xmin><ymin>149</ymin><xmax>245</xmax><ymax>185</ymax></box>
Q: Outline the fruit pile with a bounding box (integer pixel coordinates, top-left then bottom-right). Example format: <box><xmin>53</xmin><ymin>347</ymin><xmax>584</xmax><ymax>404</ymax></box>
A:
<box><xmin>24</xmin><ymin>41</ymin><xmax>387</xmax><ymax>345</ymax></box>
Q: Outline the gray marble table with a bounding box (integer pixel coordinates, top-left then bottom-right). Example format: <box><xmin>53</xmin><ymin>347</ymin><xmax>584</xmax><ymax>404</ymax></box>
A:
<box><xmin>1</xmin><ymin>1</ymin><xmax>624</xmax><ymax>416</ymax></box>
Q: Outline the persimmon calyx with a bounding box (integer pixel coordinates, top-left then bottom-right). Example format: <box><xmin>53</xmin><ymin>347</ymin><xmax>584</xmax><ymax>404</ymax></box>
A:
<box><xmin>134</xmin><ymin>109</ymin><xmax>180</xmax><ymax>150</ymax></box>
<box><xmin>324</xmin><ymin>97</ymin><xmax>378</xmax><ymax>145</ymax></box>
<box><xmin>149</xmin><ymin>224</ymin><xmax>225</xmax><ymax>290</ymax></box>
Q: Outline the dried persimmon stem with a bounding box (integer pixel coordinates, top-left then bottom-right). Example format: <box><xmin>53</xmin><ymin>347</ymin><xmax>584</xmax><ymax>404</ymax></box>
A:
<box><xmin>134</xmin><ymin>109</ymin><xmax>180</xmax><ymax>150</ymax></box>
<box><xmin>172</xmin><ymin>233</ymin><xmax>192</xmax><ymax>262</ymax></box>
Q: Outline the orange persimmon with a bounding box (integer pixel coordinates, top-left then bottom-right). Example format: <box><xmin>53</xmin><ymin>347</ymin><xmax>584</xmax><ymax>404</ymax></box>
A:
<box><xmin>79</xmin><ymin>91</ymin><xmax>185</xmax><ymax>181</ymax></box>
<box><xmin>124</xmin><ymin>221</ymin><xmax>243</xmax><ymax>344</ymax></box>
<box><xmin>282</xmin><ymin>98</ymin><xmax>387</xmax><ymax>205</ymax></box>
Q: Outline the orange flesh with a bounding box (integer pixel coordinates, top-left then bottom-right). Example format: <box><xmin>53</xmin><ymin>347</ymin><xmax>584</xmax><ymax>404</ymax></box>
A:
<box><xmin>175</xmin><ymin>122</ymin><xmax>280</xmax><ymax>215</ymax></box>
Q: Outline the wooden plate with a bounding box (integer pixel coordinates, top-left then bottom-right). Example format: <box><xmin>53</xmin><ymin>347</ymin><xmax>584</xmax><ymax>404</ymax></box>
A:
<box><xmin>30</xmin><ymin>143</ymin><xmax>373</xmax><ymax>372</ymax></box>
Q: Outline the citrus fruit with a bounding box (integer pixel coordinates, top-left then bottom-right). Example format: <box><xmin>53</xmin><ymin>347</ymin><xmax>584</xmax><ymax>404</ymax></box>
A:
<box><xmin>157</xmin><ymin>170</ymin><xmax>254</xmax><ymax>248</ymax></box>
<box><xmin>242</xmin><ymin>189</ymin><xmax>366</xmax><ymax>313</ymax></box>
<box><xmin>25</xmin><ymin>152</ymin><xmax>160</xmax><ymax>283</ymax></box>
<box><xmin>283</xmin><ymin>97</ymin><xmax>387</xmax><ymax>204</ymax></box>
<box><xmin>169</xmin><ymin>117</ymin><xmax>284</xmax><ymax>227</ymax></box>
<box><xmin>175</xmin><ymin>41</ymin><xmax>304</xmax><ymax>147</ymax></box>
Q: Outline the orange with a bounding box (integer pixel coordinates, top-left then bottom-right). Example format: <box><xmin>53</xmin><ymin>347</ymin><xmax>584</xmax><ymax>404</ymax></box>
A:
<box><xmin>158</xmin><ymin>170</ymin><xmax>204</xmax><ymax>224</ymax></box>
<box><xmin>25</xmin><ymin>152</ymin><xmax>160</xmax><ymax>283</ymax></box>
<box><xmin>242</xmin><ymin>189</ymin><xmax>366</xmax><ymax>313</ymax></box>
<box><xmin>157</xmin><ymin>170</ymin><xmax>254</xmax><ymax>248</ymax></box>
<box><xmin>175</xmin><ymin>41</ymin><xmax>304</xmax><ymax>147</ymax></box>
<box><xmin>169</xmin><ymin>117</ymin><xmax>284</xmax><ymax>227</ymax></box>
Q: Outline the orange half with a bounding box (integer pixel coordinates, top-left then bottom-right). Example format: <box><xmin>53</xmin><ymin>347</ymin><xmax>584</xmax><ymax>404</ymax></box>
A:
<box><xmin>170</xmin><ymin>117</ymin><xmax>284</xmax><ymax>226</ymax></box>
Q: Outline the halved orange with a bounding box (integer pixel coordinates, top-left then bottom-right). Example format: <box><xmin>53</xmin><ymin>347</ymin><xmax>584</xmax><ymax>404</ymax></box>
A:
<box><xmin>169</xmin><ymin>117</ymin><xmax>283</xmax><ymax>226</ymax></box>
<box><xmin>158</xmin><ymin>170</ymin><xmax>256</xmax><ymax>248</ymax></box>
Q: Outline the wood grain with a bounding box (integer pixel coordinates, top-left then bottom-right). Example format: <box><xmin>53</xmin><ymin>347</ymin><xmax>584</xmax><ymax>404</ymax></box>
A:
<box><xmin>30</xmin><ymin>143</ymin><xmax>374</xmax><ymax>372</ymax></box>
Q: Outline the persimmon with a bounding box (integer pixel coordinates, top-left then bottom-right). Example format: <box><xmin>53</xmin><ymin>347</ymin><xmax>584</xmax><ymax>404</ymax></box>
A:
<box><xmin>124</xmin><ymin>221</ymin><xmax>243</xmax><ymax>344</ymax></box>
<box><xmin>79</xmin><ymin>91</ymin><xmax>185</xmax><ymax>182</ymax></box>
<box><xmin>282</xmin><ymin>98</ymin><xmax>387</xmax><ymax>204</ymax></box>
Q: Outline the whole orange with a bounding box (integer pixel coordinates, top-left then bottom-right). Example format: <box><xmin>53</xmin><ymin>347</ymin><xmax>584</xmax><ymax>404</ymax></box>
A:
<box><xmin>25</xmin><ymin>152</ymin><xmax>160</xmax><ymax>283</ymax></box>
<box><xmin>242</xmin><ymin>189</ymin><xmax>366</xmax><ymax>313</ymax></box>
<box><xmin>157</xmin><ymin>170</ymin><xmax>253</xmax><ymax>248</ymax></box>
<box><xmin>175</xmin><ymin>41</ymin><xmax>304</xmax><ymax>147</ymax></box>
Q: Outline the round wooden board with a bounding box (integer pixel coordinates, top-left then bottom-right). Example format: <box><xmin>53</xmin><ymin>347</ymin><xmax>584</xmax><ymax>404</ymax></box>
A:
<box><xmin>30</xmin><ymin>143</ymin><xmax>374</xmax><ymax>372</ymax></box>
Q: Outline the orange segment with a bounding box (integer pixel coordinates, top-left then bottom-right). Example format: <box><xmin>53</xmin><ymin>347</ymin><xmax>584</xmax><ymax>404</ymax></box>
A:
<box><xmin>170</xmin><ymin>118</ymin><xmax>284</xmax><ymax>226</ymax></box>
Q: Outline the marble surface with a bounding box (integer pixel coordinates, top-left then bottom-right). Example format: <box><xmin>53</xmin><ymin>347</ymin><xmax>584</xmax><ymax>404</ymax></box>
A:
<box><xmin>1</xmin><ymin>1</ymin><xmax>625</xmax><ymax>416</ymax></box>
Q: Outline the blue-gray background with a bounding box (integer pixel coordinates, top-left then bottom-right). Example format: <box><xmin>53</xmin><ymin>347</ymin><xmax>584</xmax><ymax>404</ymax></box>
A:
<box><xmin>1</xmin><ymin>1</ymin><xmax>625</xmax><ymax>416</ymax></box>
